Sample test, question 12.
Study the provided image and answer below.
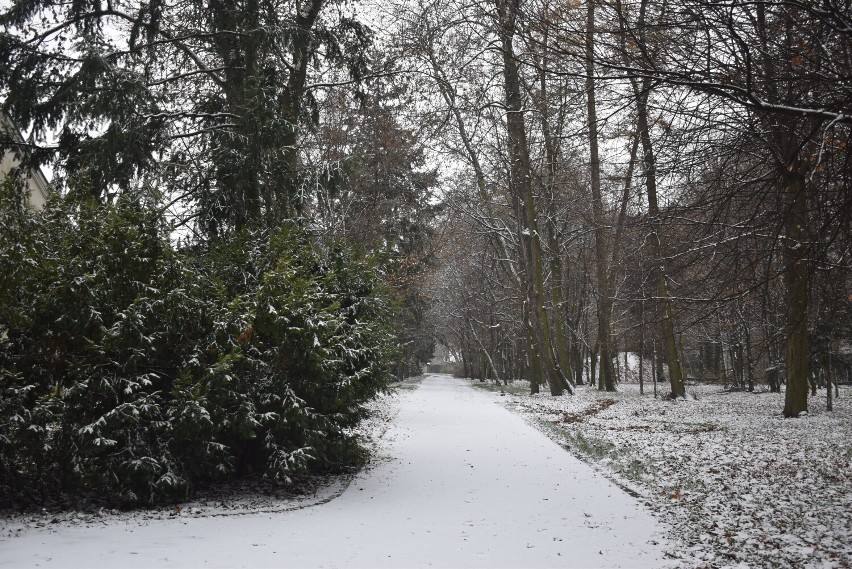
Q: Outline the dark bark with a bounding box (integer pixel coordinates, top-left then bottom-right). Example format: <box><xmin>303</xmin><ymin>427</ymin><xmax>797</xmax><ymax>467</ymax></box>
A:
<box><xmin>586</xmin><ymin>0</ymin><xmax>616</xmax><ymax>392</ymax></box>
<box><xmin>496</xmin><ymin>0</ymin><xmax>562</xmax><ymax>396</ymax></box>
<box><xmin>782</xmin><ymin>170</ymin><xmax>810</xmax><ymax>417</ymax></box>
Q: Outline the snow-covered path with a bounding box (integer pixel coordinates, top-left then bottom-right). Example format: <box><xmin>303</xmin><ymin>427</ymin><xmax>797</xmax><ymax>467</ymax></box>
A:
<box><xmin>2</xmin><ymin>374</ymin><xmax>670</xmax><ymax>568</ymax></box>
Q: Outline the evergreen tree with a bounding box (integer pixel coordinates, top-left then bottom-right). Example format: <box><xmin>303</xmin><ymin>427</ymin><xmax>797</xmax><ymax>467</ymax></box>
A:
<box><xmin>0</xmin><ymin>0</ymin><xmax>371</xmax><ymax>234</ymax></box>
<box><xmin>0</xmin><ymin>184</ymin><xmax>393</xmax><ymax>507</ymax></box>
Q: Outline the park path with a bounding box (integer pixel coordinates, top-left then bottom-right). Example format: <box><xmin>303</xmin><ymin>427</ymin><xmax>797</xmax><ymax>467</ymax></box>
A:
<box><xmin>1</xmin><ymin>374</ymin><xmax>670</xmax><ymax>568</ymax></box>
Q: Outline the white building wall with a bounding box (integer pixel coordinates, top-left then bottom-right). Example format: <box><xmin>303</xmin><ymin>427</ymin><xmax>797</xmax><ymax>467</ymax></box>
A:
<box><xmin>1</xmin><ymin>114</ymin><xmax>51</xmax><ymax>210</ymax></box>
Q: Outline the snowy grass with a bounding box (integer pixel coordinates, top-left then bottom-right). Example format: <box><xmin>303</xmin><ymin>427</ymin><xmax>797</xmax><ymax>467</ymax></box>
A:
<box><xmin>488</xmin><ymin>379</ymin><xmax>852</xmax><ymax>568</ymax></box>
<box><xmin>470</xmin><ymin>380</ymin><xmax>530</xmax><ymax>395</ymax></box>
<box><xmin>389</xmin><ymin>374</ymin><xmax>426</xmax><ymax>392</ymax></box>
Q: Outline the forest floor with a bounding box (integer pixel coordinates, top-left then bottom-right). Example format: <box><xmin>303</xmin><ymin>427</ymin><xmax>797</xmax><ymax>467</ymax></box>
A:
<box><xmin>0</xmin><ymin>374</ymin><xmax>669</xmax><ymax>568</ymax></box>
<box><xmin>478</xmin><ymin>376</ymin><xmax>852</xmax><ymax>568</ymax></box>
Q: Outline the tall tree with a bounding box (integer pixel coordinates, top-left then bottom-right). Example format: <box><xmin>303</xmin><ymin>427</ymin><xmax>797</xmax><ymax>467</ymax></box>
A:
<box><xmin>0</xmin><ymin>0</ymin><xmax>371</xmax><ymax>235</ymax></box>
<box><xmin>496</xmin><ymin>0</ymin><xmax>564</xmax><ymax>395</ymax></box>
<box><xmin>585</xmin><ymin>0</ymin><xmax>617</xmax><ymax>392</ymax></box>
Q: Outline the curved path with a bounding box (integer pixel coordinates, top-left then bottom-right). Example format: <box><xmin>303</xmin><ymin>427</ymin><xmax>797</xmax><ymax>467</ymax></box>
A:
<box><xmin>2</xmin><ymin>374</ymin><xmax>669</xmax><ymax>568</ymax></box>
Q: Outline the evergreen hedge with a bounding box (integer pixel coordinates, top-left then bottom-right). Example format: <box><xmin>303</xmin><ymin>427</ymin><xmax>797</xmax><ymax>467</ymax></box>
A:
<box><xmin>0</xmin><ymin>185</ymin><xmax>394</xmax><ymax>507</ymax></box>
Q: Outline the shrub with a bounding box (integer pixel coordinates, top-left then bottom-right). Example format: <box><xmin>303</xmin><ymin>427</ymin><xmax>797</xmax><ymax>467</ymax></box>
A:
<box><xmin>0</xmin><ymin>186</ymin><xmax>393</xmax><ymax>507</ymax></box>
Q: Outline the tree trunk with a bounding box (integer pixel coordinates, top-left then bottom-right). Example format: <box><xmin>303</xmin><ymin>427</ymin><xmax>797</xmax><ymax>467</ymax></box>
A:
<box><xmin>652</xmin><ymin>340</ymin><xmax>658</xmax><ymax>398</ymax></box>
<box><xmin>782</xmin><ymin>170</ymin><xmax>809</xmax><ymax>417</ymax></box>
<box><xmin>639</xmin><ymin>293</ymin><xmax>645</xmax><ymax>394</ymax></box>
<box><xmin>535</xmin><ymin>52</ymin><xmax>574</xmax><ymax>391</ymax></box>
<box><xmin>496</xmin><ymin>0</ymin><xmax>562</xmax><ymax>396</ymax></box>
<box><xmin>591</xmin><ymin>342</ymin><xmax>599</xmax><ymax>388</ymax></box>
<box><xmin>827</xmin><ymin>344</ymin><xmax>834</xmax><ymax>412</ymax></box>
<box><xmin>585</xmin><ymin>0</ymin><xmax>616</xmax><ymax>393</ymax></box>
<box><xmin>634</xmin><ymin>82</ymin><xmax>686</xmax><ymax>398</ymax></box>
<box><xmin>744</xmin><ymin>323</ymin><xmax>755</xmax><ymax>392</ymax></box>
<box><xmin>548</xmin><ymin>222</ymin><xmax>574</xmax><ymax>388</ymax></box>
<box><xmin>625</xmin><ymin>0</ymin><xmax>686</xmax><ymax>399</ymax></box>
<box><xmin>720</xmin><ymin>329</ymin><xmax>729</xmax><ymax>389</ymax></box>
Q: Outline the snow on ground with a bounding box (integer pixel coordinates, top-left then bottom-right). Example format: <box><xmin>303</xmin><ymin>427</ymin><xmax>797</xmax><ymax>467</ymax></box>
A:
<box><xmin>479</xmin><ymin>377</ymin><xmax>852</xmax><ymax>568</ymax></box>
<box><xmin>1</xmin><ymin>374</ymin><xmax>670</xmax><ymax>568</ymax></box>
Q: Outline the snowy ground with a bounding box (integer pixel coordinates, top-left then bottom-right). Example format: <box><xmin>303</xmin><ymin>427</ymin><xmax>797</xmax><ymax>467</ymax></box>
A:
<box><xmin>1</xmin><ymin>374</ymin><xmax>670</xmax><ymax>568</ymax></box>
<box><xmin>479</xmin><ymin>375</ymin><xmax>852</xmax><ymax>568</ymax></box>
